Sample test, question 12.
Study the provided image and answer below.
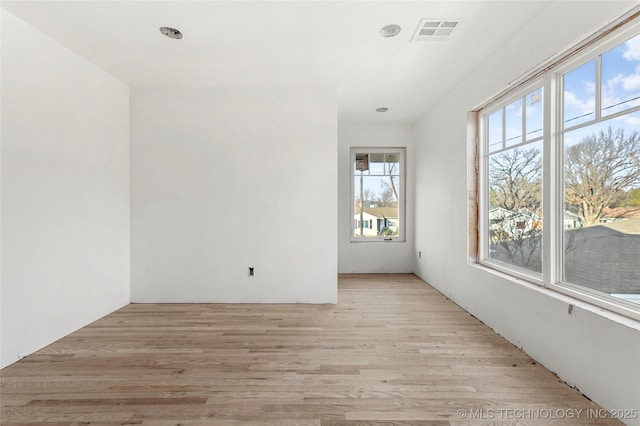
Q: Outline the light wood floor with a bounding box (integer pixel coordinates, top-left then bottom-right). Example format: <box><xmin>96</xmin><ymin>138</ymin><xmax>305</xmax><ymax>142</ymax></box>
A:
<box><xmin>1</xmin><ymin>274</ymin><xmax>620</xmax><ymax>425</ymax></box>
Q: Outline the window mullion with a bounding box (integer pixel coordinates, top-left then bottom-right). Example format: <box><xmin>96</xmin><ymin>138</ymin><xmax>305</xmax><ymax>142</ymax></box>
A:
<box><xmin>521</xmin><ymin>95</ymin><xmax>526</xmax><ymax>145</ymax></box>
<box><xmin>595</xmin><ymin>55</ymin><xmax>602</xmax><ymax>120</ymax></box>
<box><xmin>501</xmin><ymin>107</ymin><xmax>506</xmax><ymax>150</ymax></box>
<box><xmin>542</xmin><ymin>74</ymin><xmax>562</xmax><ymax>287</ymax></box>
<box><xmin>478</xmin><ymin>115</ymin><xmax>488</xmax><ymax>263</ymax></box>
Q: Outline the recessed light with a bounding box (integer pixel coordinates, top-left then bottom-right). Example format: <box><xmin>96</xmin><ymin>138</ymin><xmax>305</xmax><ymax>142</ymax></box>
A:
<box><xmin>160</xmin><ymin>26</ymin><xmax>183</xmax><ymax>39</ymax></box>
<box><xmin>380</xmin><ymin>24</ymin><xmax>401</xmax><ymax>38</ymax></box>
<box><xmin>376</xmin><ymin>107</ymin><xmax>389</xmax><ymax>112</ymax></box>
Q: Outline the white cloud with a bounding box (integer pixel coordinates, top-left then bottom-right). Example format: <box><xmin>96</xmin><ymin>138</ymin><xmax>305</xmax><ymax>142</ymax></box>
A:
<box><xmin>605</xmin><ymin>73</ymin><xmax>624</xmax><ymax>89</ymax></box>
<box><xmin>564</xmin><ymin>90</ymin><xmax>594</xmax><ymax>114</ymax></box>
<box><xmin>623</xmin><ymin>115</ymin><xmax>640</xmax><ymax>127</ymax></box>
<box><xmin>505</xmin><ymin>101</ymin><xmax>523</xmax><ymax>118</ymax></box>
<box><xmin>609</xmin><ymin>112</ymin><xmax>640</xmax><ymax>130</ymax></box>
<box><xmin>525</xmin><ymin>101</ymin><xmax>541</xmax><ymax>117</ymax></box>
<box><xmin>505</xmin><ymin>126</ymin><xmax>522</xmax><ymax>140</ymax></box>
<box><xmin>622</xmin><ymin>66</ymin><xmax>640</xmax><ymax>91</ymax></box>
<box><xmin>623</xmin><ymin>35</ymin><xmax>640</xmax><ymax>61</ymax></box>
<box><xmin>584</xmin><ymin>81</ymin><xmax>596</xmax><ymax>95</ymax></box>
<box><xmin>599</xmin><ymin>63</ymin><xmax>640</xmax><ymax>115</ymax></box>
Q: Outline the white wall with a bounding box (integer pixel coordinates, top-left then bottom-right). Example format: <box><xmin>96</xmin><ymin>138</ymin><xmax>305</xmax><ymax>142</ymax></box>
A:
<box><xmin>1</xmin><ymin>11</ymin><xmax>130</xmax><ymax>368</ymax></box>
<box><xmin>338</xmin><ymin>124</ymin><xmax>414</xmax><ymax>273</ymax></box>
<box><xmin>131</xmin><ymin>86</ymin><xmax>337</xmax><ymax>303</ymax></box>
<box><xmin>413</xmin><ymin>2</ymin><xmax>640</xmax><ymax>423</ymax></box>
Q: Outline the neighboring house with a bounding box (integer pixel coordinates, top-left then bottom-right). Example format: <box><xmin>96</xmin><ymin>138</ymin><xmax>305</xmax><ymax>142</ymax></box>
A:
<box><xmin>563</xmin><ymin>207</ymin><xmax>640</xmax><ymax>227</ymax></box>
<box><xmin>354</xmin><ymin>207</ymin><xmax>398</xmax><ymax>236</ymax></box>
<box><xmin>489</xmin><ymin>207</ymin><xmax>541</xmax><ymax>239</ymax></box>
<box><xmin>600</xmin><ymin>206</ymin><xmax>640</xmax><ymax>223</ymax></box>
<box><xmin>362</xmin><ymin>201</ymin><xmax>379</xmax><ymax>208</ymax></box>
<box><xmin>564</xmin><ymin>211</ymin><xmax>583</xmax><ymax>229</ymax></box>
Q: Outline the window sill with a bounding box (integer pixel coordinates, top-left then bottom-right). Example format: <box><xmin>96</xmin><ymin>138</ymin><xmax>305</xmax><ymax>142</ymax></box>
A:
<box><xmin>470</xmin><ymin>262</ymin><xmax>640</xmax><ymax>331</ymax></box>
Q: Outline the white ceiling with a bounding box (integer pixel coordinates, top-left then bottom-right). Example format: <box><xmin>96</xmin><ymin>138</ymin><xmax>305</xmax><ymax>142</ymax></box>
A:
<box><xmin>2</xmin><ymin>1</ymin><xmax>638</xmax><ymax>123</ymax></box>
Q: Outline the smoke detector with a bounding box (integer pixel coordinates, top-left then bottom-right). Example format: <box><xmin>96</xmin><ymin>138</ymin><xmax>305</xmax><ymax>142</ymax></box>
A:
<box><xmin>411</xmin><ymin>19</ymin><xmax>460</xmax><ymax>42</ymax></box>
<box><xmin>160</xmin><ymin>26</ymin><xmax>183</xmax><ymax>39</ymax></box>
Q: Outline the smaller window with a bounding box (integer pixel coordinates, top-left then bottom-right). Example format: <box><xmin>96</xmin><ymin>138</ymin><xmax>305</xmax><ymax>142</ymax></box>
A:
<box><xmin>351</xmin><ymin>148</ymin><xmax>405</xmax><ymax>242</ymax></box>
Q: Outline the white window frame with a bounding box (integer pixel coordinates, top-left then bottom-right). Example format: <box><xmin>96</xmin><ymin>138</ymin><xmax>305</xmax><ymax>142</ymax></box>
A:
<box><xmin>475</xmin><ymin>10</ymin><xmax>640</xmax><ymax>321</ymax></box>
<box><xmin>478</xmin><ymin>80</ymin><xmax>546</xmax><ymax>286</ymax></box>
<box><xmin>350</xmin><ymin>147</ymin><xmax>406</xmax><ymax>243</ymax></box>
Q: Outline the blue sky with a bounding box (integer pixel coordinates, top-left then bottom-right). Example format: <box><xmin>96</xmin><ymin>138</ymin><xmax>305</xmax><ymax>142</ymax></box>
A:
<box><xmin>488</xmin><ymin>87</ymin><xmax>543</xmax><ymax>152</ymax></box>
<box><xmin>564</xmin><ymin>32</ymin><xmax>640</xmax><ymax>143</ymax></box>
<box><xmin>488</xmin><ymin>33</ymin><xmax>640</xmax><ymax>153</ymax></box>
<box><xmin>553</xmin><ymin>34</ymin><xmax>640</xmax><ymax>194</ymax></box>
<box><xmin>354</xmin><ymin>154</ymin><xmax>400</xmax><ymax>203</ymax></box>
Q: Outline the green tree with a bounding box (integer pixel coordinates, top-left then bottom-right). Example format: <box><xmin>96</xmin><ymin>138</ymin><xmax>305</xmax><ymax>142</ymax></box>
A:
<box><xmin>622</xmin><ymin>188</ymin><xmax>640</xmax><ymax>207</ymax></box>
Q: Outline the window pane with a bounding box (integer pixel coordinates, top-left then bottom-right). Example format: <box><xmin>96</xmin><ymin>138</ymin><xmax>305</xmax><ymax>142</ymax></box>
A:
<box><xmin>488</xmin><ymin>110</ymin><xmax>503</xmax><ymax>153</ymax></box>
<box><xmin>385</xmin><ymin>154</ymin><xmax>399</xmax><ymax>175</ymax></box>
<box><xmin>563</xmin><ymin>60</ymin><xmax>596</xmax><ymax>128</ymax></box>
<box><xmin>368</xmin><ymin>153</ymin><xmax>385</xmax><ymax>174</ymax></box>
<box><xmin>353</xmin><ymin>150</ymin><xmax>403</xmax><ymax>240</ymax></box>
<box><xmin>526</xmin><ymin>88</ymin><xmax>543</xmax><ymax>140</ymax></box>
<box><xmin>601</xmin><ymin>33</ymin><xmax>640</xmax><ymax>117</ymax></box>
<box><xmin>563</xmin><ymin>112</ymin><xmax>640</xmax><ymax>304</ymax></box>
<box><xmin>354</xmin><ymin>175</ymin><xmax>399</xmax><ymax>237</ymax></box>
<box><xmin>505</xmin><ymin>98</ymin><xmax>523</xmax><ymax>147</ymax></box>
<box><xmin>487</xmin><ymin>142</ymin><xmax>543</xmax><ymax>273</ymax></box>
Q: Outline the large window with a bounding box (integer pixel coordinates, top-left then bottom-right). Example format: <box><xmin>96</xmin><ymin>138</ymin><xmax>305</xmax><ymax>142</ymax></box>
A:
<box><xmin>351</xmin><ymin>148</ymin><xmax>405</xmax><ymax>242</ymax></box>
<box><xmin>477</xmin><ymin>17</ymin><xmax>640</xmax><ymax>319</ymax></box>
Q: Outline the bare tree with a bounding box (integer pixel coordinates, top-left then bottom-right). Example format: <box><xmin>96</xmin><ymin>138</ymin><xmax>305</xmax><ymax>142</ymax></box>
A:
<box><xmin>355</xmin><ymin>188</ymin><xmax>376</xmax><ymax>209</ymax></box>
<box><xmin>490</xmin><ymin>223</ymin><xmax>542</xmax><ymax>270</ymax></box>
<box><xmin>565</xmin><ymin>127</ymin><xmax>640</xmax><ymax>226</ymax></box>
<box><xmin>488</xmin><ymin>147</ymin><xmax>543</xmax><ymax>272</ymax></box>
<box><xmin>489</xmin><ymin>147</ymin><xmax>542</xmax><ymax>214</ymax></box>
<box><xmin>378</xmin><ymin>162</ymin><xmax>399</xmax><ymax>206</ymax></box>
<box><xmin>376</xmin><ymin>185</ymin><xmax>397</xmax><ymax>207</ymax></box>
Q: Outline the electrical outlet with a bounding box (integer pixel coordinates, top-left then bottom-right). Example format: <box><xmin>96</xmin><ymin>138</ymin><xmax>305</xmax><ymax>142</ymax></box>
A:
<box><xmin>249</xmin><ymin>267</ymin><xmax>254</xmax><ymax>276</ymax></box>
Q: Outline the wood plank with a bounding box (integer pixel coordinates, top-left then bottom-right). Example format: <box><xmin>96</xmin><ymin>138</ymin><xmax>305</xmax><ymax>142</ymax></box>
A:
<box><xmin>0</xmin><ymin>274</ymin><xmax>621</xmax><ymax>425</ymax></box>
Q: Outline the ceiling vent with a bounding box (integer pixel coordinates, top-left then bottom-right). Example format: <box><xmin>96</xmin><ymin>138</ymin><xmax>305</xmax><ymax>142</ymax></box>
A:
<box><xmin>411</xmin><ymin>19</ymin><xmax>459</xmax><ymax>42</ymax></box>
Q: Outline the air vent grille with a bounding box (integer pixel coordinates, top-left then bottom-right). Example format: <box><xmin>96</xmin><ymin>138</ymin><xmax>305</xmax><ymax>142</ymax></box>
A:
<box><xmin>412</xmin><ymin>19</ymin><xmax>460</xmax><ymax>42</ymax></box>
